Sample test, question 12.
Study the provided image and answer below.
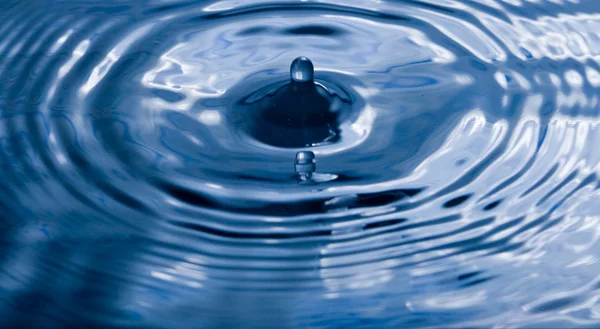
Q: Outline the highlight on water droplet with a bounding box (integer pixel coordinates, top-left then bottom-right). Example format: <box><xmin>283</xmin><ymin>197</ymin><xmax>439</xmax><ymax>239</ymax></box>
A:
<box><xmin>290</xmin><ymin>56</ymin><xmax>314</xmax><ymax>83</ymax></box>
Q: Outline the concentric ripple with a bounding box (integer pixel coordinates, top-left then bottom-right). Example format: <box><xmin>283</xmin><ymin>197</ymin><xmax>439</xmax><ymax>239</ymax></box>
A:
<box><xmin>2</xmin><ymin>0</ymin><xmax>600</xmax><ymax>328</ymax></box>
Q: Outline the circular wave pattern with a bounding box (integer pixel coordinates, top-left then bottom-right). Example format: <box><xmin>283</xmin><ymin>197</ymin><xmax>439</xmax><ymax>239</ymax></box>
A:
<box><xmin>2</xmin><ymin>0</ymin><xmax>600</xmax><ymax>328</ymax></box>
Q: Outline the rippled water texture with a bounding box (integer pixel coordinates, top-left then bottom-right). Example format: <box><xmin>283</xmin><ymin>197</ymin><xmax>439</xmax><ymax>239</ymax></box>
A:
<box><xmin>3</xmin><ymin>0</ymin><xmax>600</xmax><ymax>328</ymax></box>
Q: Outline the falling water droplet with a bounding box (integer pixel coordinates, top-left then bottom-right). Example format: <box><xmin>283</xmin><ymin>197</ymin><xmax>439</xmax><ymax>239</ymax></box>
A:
<box><xmin>290</xmin><ymin>56</ymin><xmax>314</xmax><ymax>83</ymax></box>
<box><xmin>295</xmin><ymin>151</ymin><xmax>316</xmax><ymax>181</ymax></box>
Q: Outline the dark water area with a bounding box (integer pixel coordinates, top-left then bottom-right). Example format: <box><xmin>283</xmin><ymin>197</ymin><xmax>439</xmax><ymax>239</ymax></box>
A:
<box><xmin>2</xmin><ymin>0</ymin><xmax>600</xmax><ymax>328</ymax></box>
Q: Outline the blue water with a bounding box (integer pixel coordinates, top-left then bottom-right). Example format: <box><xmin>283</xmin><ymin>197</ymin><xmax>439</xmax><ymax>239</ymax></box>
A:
<box><xmin>2</xmin><ymin>0</ymin><xmax>600</xmax><ymax>328</ymax></box>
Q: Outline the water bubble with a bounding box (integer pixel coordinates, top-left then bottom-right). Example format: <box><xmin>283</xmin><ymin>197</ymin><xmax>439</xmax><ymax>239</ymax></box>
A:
<box><xmin>290</xmin><ymin>56</ymin><xmax>314</xmax><ymax>83</ymax></box>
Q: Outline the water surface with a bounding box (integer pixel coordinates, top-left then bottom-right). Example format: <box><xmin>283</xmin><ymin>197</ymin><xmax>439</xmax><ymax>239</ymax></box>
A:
<box><xmin>2</xmin><ymin>0</ymin><xmax>600</xmax><ymax>328</ymax></box>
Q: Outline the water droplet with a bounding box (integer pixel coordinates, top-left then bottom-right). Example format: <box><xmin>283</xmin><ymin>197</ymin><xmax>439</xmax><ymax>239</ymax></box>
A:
<box><xmin>295</xmin><ymin>151</ymin><xmax>316</xmax><ymax>180</ymax></box>
<box><xmin>290</xmin><ymin>56</ymin><xmax>314</xmax><ymax>83</ymax></box>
